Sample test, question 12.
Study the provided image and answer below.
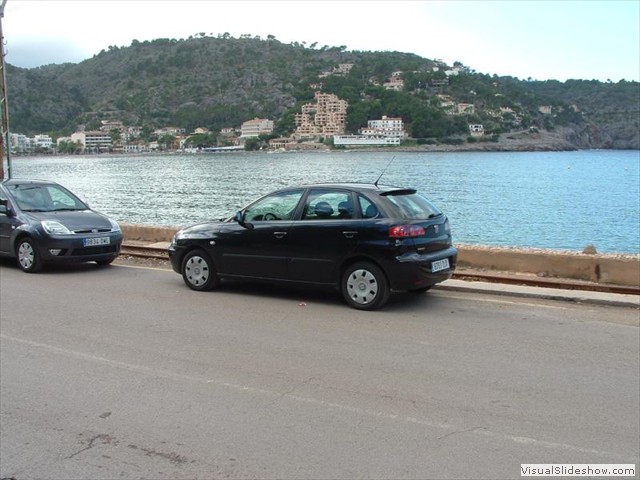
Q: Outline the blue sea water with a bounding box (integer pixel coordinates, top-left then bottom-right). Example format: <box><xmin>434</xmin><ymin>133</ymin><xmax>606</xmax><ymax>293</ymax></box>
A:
<box><xmin>8</xmin><ymin>149</ymin><xmax>640</xmax><ymax>254</ymax></box>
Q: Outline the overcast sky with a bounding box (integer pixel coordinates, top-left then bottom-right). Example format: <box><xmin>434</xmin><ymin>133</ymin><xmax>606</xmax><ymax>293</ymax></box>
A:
<box><xmin>2</xmin><ymin>0</ymin><xmax>639</xmax><ymax>82</ymax></box>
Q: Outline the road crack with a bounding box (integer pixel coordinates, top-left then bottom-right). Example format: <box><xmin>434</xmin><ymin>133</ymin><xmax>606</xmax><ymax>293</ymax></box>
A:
<box><xmin>68</xmin><ymin>433</ymin><xmax>117</xmax><ymax>459</ymax></box>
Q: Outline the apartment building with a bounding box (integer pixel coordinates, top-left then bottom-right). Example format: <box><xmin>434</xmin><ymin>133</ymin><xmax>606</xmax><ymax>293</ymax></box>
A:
<box><xmin>294</xmin><ymin>92</ymin><xmax>347</xmax><ymax>139</ymax></box>
<box><xmin>240</xmin><ymin>118</ymin><xmax>274</xmax><ymax>138</ymax></box>
<box><xmin>9</xmin><ymin>133</ymin><xmax>30</xmax><ymax>153</ymax></box>
<box><xmin>360</xmin><ymin>116</ymin><xmax>408</xmax><ymax>139</ymax></box>
<box><xmin>71</xmin><ymin>131</ymin><xmax>112</xmax><ymax>152</ymax></box>
<box><xmin>33</xmin><ymin>134</ymin><xmax>54</xmax><ymax>150</ymax></box>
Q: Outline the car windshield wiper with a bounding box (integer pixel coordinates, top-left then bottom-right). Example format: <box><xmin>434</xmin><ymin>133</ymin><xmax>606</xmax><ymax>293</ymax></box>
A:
<box><xmin>21</xmin><ymin>208</ymin><xmax>50</xmax><ymax>212</ymax></box>
<box><xmin>53</xmin><ymin>207</ymin><xmax>83</xmax><ymax>211</ymax></box>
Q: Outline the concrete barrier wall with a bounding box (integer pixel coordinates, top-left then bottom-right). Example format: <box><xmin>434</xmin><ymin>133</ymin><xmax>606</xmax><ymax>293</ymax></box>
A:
<box><xmin>456</xmin><ymin>245</ymin><xmax>639</xmax><ymax>287</ymax></box>
<box><xmin>121</xmin><ymin>224</ymin><xmax>640</xmax><ymax>288</ymax></box>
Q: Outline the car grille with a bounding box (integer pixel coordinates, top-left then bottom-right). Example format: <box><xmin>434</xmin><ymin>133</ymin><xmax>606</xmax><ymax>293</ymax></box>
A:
<box><xmin>73</xmin><ymin>228</ymin><xmax>113</xmax><ymax>234</ymax></box>
<box><xmin>71</xmin><ymin>245</ymin><xmax>119</xmax><ymax>256</ymax></box>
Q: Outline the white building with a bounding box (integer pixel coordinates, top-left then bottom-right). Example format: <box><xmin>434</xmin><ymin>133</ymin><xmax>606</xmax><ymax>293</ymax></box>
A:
<box><xmin>360</xmin><ymin>116</ymin><xmax>408</xmax><ymax>139</ymax></box>
<box><xmin>333</xmin><ymin>135</ymin><xmax>401</xmax><ymax>146</ymax></box>
<box><xmin>71</xmin><ymin>131</ymin><xmax>112</xmax><ymax>152</ymax></box>
<box><xmin>9</xmin><ymin>133</ymin><xmax>29</xmax><ymax>153</ymax></box>
<box><xmin>33</xmin><ymin>134</ymin><xmax>53</xmax><ymax>150</ymax></box>
<box><xmin>240</xmin><ymin>118</ymin><xmax>274</xmax><ymax>138</ymax></box>
<box><xmin>469</xmin><ymin>124</ymin><xmax>484</xmax><ymax>136</ymax></box>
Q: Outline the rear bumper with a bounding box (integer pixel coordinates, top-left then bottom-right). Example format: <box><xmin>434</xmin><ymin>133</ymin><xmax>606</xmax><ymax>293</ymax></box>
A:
<box><xmin>387</xmin><ymin>246</ymin><xmax>458</xmax><ymax>291</ymax></box>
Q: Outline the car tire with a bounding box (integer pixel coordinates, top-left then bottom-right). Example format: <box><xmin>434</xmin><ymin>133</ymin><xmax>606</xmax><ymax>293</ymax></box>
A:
<box><xmin>181</xmin><ymin>249</ymin><xmax>219</xmax><ymax>291</ymax></box>
<box><xmin>341</xmin><ymin>261</ymin><xmax>390</xmax><ymax>310</ymax></box>
<box><xmin>16</xmin><ymin>237</ymin><xmax>43</xmax><ymax>273</ymax></box>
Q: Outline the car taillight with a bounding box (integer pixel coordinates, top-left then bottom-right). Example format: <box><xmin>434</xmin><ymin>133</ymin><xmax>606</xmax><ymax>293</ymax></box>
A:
<box><xmin>389</xmin><ymin>225</ymin><xmax>426</xmax><ymax>238</ymax></box>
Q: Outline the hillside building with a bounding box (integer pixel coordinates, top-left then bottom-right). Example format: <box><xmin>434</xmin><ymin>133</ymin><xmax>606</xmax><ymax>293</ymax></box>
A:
<box><xmin>240</xmin><ymin>118</ymin><xmax>274</xmax><ymax>138</ymax></box>
<box><xmin>71</xmin><ymin>131</ymin><xmax>112</xmax><ymax>152</ymax></box>
<box><xmin>294</xmin><ymin>92</ymin><xmax>348</xmax><ymax>140</ymax></box>
<box><xmin>359</xmin><ymin>116</ymin><xmax>408</xmax><ymax>139</ymax></box>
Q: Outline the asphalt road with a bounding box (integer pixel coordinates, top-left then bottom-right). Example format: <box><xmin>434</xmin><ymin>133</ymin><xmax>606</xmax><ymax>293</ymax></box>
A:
<box><xmin>1</xmin><ymin>260</ymin><xmax>638</xmax><ymax>480</ymax></box>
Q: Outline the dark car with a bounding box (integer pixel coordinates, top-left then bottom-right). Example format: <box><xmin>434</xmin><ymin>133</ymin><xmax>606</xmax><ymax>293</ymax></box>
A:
<box><xmin>169</xmin><ymin>183</ymin><xmax>457</xmax><ymax>310</ymax></box>
<box><xmin>0</xmin><ymin>179</ymin><xmax>122</xmax><ymax>272</ymax></box>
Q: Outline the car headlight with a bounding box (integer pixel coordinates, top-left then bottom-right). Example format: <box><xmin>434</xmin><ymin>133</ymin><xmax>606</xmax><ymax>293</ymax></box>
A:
<box><xmin>108</xmin><ymin>218</ymin><xmax>121</xmax><ymax>233</ymax></box>
<box><xmin>41</xmin><ymin>220</ymin><xmax>72</xmax><ymax>235</ymax></box>
<box><xmin>172</xmin><ymin>230</ymin><xmax>187</xmax><ymax>244</ymax></box>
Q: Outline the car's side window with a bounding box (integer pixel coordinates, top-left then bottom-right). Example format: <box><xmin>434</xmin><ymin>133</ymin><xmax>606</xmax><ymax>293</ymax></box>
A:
<box><xmin>0</xmin><ymin>190</ymin><xmax>8</xmax><ymax>215</ymax></box>
<box><xmin>359</xmin><ymin>195</ymin><xmax>380</xmax><ymax>219</ymax></box>
<box><xmin>302</xmin><ymin>190</ymin><xmax>353</xmax><ymax>220</ymax></box>
<box><xmin>244</xmin><ymin>190</ymin><xmax>303</xmax><ymax>222</ymax></box>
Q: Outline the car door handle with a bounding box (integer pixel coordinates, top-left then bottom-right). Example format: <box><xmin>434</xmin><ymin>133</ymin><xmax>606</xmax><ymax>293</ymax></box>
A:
<box><xmin>342</xmin><ymin>231</ymin><xmax>358</xmax><ymax>239</ymax></box>
<box><xmin>273</xmin><ymin>232</ymin><xmax>287</xmax><ymax>239</ymax></box>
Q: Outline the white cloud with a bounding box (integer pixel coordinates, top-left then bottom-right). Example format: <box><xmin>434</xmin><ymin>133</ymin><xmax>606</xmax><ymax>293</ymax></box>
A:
<box><xmin>2</xmin><ymin>0</ymin><xmax>638</xmax><ymax>81</ymax></box>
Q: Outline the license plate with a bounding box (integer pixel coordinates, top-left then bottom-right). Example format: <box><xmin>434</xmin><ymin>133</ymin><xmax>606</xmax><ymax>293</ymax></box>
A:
<box><xmin>431</xmin><ymin>258</ymin><xmax>450</xmax><ymax>272</ymax></box>
<box><xmin>83</xmin><ymin>237</ymin><xmax>110</xmax><ymax>247</ymax></box>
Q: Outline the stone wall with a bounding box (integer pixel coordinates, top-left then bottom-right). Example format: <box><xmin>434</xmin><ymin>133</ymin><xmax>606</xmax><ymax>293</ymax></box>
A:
<box><xmin>121</xmin><ymin>223</ymin><xmax>640</xmax><ymax>288</ymax></box>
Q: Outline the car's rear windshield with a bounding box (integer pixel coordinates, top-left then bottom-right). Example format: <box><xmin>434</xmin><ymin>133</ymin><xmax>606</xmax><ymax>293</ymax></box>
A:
<box><xmin>383</xmin><ymin>192</ymin><xmax>442</xmax><ymax>220</ymax></box>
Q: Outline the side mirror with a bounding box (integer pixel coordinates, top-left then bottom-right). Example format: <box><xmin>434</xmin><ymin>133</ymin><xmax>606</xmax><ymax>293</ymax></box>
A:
<box><xmin>0</xmin><ymin>199</ymin><xmax>13</xmax><ymax>216</ymax></box>
<box><xmin>234</xmin><ymin>211</ymin><xmax>254</xmax><ymax>230</ymax></box>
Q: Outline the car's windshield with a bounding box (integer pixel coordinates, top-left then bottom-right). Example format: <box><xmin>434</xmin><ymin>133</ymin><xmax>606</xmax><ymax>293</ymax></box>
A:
<box><xmin>384</xmin><ymin>192</ymin><xmax>442</xmax><ymax>220</ymax></box>
<box><xmin>9</xmin><ymin>184</ymin><xmax>88</xmax><ymax>212</ymax></box>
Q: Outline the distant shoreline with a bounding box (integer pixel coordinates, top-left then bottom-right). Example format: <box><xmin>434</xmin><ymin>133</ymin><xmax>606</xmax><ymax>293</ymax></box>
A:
<box><xmin>8</xmin><ymin>128</ymin><xmax>639</xmax><ymax>158</ymax></box>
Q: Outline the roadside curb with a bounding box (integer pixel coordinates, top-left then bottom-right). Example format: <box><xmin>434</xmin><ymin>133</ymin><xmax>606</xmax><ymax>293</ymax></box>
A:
<box><xmin>436</xmin><ymin>279</ymin><xmax>640</xmax><ymax>309</ymax></box>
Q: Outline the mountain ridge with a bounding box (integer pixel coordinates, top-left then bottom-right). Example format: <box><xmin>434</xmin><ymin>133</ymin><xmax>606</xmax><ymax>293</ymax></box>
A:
<box><xmin>6</xmin><ymin>35</ymin><xmax>640</xmax><ymax>149</ymax></box>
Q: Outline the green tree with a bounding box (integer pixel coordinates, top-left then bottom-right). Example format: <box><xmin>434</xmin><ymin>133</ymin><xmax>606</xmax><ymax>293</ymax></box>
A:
<box><xmin>244</xmin><ymin>137</ymin><xmax>261</xmax><ymax>151</ymax></box>
<box><xmin>158</xmin><ymin>134</ymin><xmax>177</xmax><ymax>150</ymax></box>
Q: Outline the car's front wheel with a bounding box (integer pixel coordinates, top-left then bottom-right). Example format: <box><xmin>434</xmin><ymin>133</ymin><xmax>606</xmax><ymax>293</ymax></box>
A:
<box><xmin>16</xmin><ymin>238</ymin><xmax>43</xmax><ymax>273</ymax></box>
<box><xmin>341</xmin><ymin>262</ymin><xmax>390</xmax><ymax>310</ymax></box>
<box><xmin>181</xmin><ymin>249</ymin><xmax>219</xmax><ymax>291</ymax></box>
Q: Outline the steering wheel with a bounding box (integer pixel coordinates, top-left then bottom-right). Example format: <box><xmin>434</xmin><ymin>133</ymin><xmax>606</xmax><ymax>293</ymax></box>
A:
<box><xmin>263</xmin><ymin>213</ymin><xmax>278</xmax><ymax>221</ymax></box>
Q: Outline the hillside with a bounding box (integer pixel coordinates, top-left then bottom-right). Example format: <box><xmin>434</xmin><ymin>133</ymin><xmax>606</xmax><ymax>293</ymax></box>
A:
<box><xmin>6</xmin><ymin>35</ymin><xmax>640</xmax><ymax>149</ymax></box>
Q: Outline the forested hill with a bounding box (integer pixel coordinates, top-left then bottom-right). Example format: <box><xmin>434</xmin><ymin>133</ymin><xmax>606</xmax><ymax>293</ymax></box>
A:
<box><xmin>6</xmin><ymin>34</ymin><xmax>640</xmax><ymax>149</ymax></box>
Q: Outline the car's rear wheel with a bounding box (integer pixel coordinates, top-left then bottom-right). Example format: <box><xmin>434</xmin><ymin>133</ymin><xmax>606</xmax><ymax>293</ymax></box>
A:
<box><xmin>181</xmin><ymin>249</ymin><xmax>219</xmax><ymax>291</ymax></box>
<box><xmin>341</xmin><ymin>262</ymin><xmax>390</xmax><ymax>310</ymax></box>
<box><xmin>16</xmin><ymin>238</ymin><xmax>43</xmax><ymax>273</ymax></box>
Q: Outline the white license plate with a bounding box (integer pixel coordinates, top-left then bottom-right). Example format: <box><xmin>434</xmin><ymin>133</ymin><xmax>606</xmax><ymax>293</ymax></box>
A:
<box><xmin>431</xmin><ymin>258</ymin><xmax>450</xmax><ymax>272</ymax></box>
<box><xmin>83</xmin><ymin>237</ymin><xmax>110</xmax><ymax>247</ymax></box>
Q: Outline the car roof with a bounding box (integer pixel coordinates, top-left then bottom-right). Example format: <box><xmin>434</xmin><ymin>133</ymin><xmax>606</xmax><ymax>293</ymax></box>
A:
<box><xmin>294</xmin><ymin>182</ymin><xmax>415</xmax><ymax>194</ymax></box>
<box><xmin>1</xmin><ymin>179</ymin><xmax>59</xmax><ymax>187</ymax></box>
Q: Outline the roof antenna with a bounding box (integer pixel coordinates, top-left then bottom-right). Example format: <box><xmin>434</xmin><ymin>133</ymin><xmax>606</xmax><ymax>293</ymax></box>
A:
<box><xmin>374</xmin><ymin>156</ymin><xmax>395</xmax><ymax>187</ymax></box>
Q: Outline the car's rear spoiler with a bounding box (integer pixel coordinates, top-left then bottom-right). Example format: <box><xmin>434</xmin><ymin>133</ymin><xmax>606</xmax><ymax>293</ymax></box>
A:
<box><xmin>379</xmin><ymin>188</ymin><xmax>417</xmax><ymax>196</ymax></box>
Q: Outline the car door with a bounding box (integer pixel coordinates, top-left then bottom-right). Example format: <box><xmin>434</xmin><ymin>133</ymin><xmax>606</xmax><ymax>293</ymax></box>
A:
<box><xmin>286</xmin><ymin>188</ymin><xmax>360</xmax><ymax>284</ymax></box>
<box><xmin>215</xmin><ymin>189</ymin><xmax>304</xmax><ymax>280</ymax></box>
<box><xmin>0</xmin><ymin>188</ymin><xmax>20</xmax><ymax>255</ymax></box>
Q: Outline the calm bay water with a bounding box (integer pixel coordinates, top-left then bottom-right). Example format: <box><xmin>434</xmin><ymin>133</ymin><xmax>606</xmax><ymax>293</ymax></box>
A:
<box><xmin>9</xmin><ymin>149</ymin><xmax>640</xmax><ymax>254</ymax></box>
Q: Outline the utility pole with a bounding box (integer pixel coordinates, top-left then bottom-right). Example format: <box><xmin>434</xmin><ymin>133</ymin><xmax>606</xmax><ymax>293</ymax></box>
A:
<box><xmin>0</xmin><ymin>0</ymin><xmax>10</xmax><ymax>180</ymax></box>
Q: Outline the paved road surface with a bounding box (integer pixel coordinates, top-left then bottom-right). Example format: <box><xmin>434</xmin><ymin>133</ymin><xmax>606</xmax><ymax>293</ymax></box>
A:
<box><xmin>1</xmin><ymin>261</ymin><xmax>638</xmax><ymax>479</ymax></box>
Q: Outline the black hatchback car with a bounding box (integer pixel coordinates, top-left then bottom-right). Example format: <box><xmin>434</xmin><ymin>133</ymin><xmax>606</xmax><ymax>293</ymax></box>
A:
<box><xmin>0</xmin><ymin>179</ymin><xmax>123</xmax><ymax>272</ymax></box>
<box><xmin>169</xmin><ymin>183</ymin><xmax>457</xmax><ymax>310</ymax></box>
